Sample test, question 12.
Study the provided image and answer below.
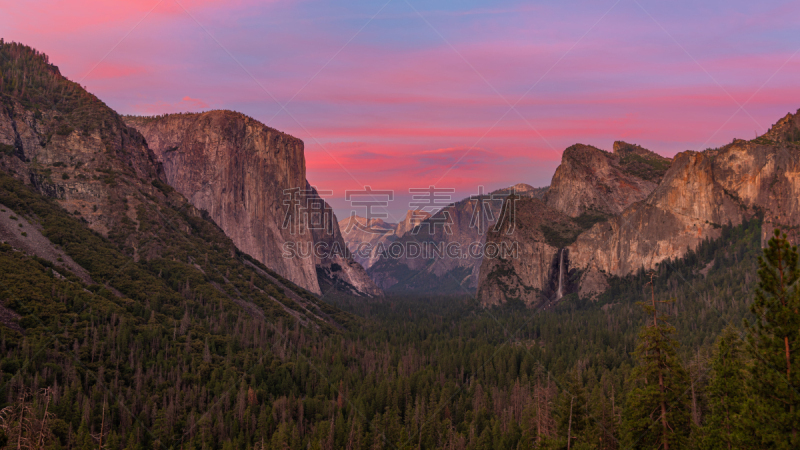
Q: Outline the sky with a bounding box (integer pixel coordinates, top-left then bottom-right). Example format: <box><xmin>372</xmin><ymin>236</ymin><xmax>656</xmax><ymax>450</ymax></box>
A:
<box><xmin>2</xmin><ymin>0</ymin><xmax>799</xmax><ymax>220</ymax></box>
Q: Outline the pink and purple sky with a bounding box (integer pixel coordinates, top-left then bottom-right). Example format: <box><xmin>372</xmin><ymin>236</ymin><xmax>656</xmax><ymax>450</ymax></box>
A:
<box><xmin>3</xmin><ymin>0</ymin><xmax>799</xmax><ymax>219</ymax></box>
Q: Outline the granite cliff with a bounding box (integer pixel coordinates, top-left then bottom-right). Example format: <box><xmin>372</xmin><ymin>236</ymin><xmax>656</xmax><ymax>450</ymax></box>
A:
<box><xmin>305</xmin><ymin>184</ymin><xmax>383</xmax><ymax>297</ymax></box>
<box><xmin>478</xmin><ymin>115</ymin><xmax>800</xmax><ymax>306</ymax></box>
<box><xmin>543</xmin><ymin>142</ymin><xmax>671</xmax><ymax>217</ymax></box>
<box><xmin>569</xmin><ymin>130</ymin><xmax>800</xmax><ymax>285</ymax></box>
<box><xmin>476</xmin><ymin>196</ymin><xmax>578</xmax><ymax>307</ymax></box>
<box><xmin>0</xmin><ymin>41</ymin><xmax>347</xmax><ymax>328</ymax></box>
<box><xmin>125</xmin><ymin>112</ymin><xmax>381</xmax><ymax>297</ymax></box>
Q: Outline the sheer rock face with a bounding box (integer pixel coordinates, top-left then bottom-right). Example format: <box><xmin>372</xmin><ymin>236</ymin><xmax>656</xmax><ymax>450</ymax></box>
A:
<box><xmin>477</xmin><ymin>122</ymin><xmax>800</xmax><ymax>306</ymax></box>
<box><xmin>125</xmin><ymin>112</ymin><xmax>381</xmax><ymax>297</ymax></box>
<box><xmin>338</xmin><ymin>210</ymin><xmax>432</xmax><ymax>270</ymax></box>
<box><xmin>338</xmin><ymin>216</ymin><xmax>394</xmax><ymax>269</ymax></box>
<box><xmin>543</xmin><ymin>143</ymin><xmax>670</xmax><ymax>217</ymax></box>
<box><xmin>306</xmin><ymin>184</ymin><xmax>383</xmax><ymax>298</ymax></box>
<box><xmin>126</xmin><ymin>112</ymin><xmax>320</xmax><ymax>293</ymax></box>
<box><xmin>395</xmin><ymin>209</ymin><xmax>431</xmax><ymax>238</ymax></box>
<box><xmin>569</xmin><ymin>136</ymin><xmax>800</xmax><ymax>277</ymax></box>
<box><xmin>477</xmin><ymin>197</ymin><xmax>577</xmax><ymax>307</ymax></box>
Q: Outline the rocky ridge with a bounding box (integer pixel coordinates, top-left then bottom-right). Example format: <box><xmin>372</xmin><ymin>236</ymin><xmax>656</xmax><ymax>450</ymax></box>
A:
<box><xmin>338</xmin><ymin>209</ymin><xmax>430</xmax><ymax>269</ymax></box>
<box><xmin>366</xmin><ymin>184</ymin><xmax>547</xmax><ymax>293</ymax></box>
<box><xmin>477</xmin><ymin>115</ymin><xmax>800</xmax><ymax>306</ymax></box>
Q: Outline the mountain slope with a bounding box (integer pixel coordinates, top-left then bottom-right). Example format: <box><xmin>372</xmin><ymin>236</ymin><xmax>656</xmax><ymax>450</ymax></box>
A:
<box><xmin>569</xmin><ymin>132</ymin><xmax>800</xmax><ymax>279</ymax></box>
<box><xmin>0</xmin><ymin>41</ymin><xmax>348</xmax><ymax>327</ymax></box>
<box><xmin>123</xmin><ymin>111</ymin><xmax>317</xmax><ymax>291</ymax></box>
<box><xmin>476</xmin><ymin>196</ymin><xmax>579</xmax><ymax>307</ymax></box>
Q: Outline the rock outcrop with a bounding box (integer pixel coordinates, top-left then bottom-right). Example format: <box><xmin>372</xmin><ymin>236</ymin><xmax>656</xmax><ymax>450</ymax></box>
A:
<box><xmin>0</xmin><ymin>57</ymin><xmax>168</xmax><ymax>243</ymax></box>
<box><xmin>305</xmin><ymin>184</ymin><xmax>383</xmax><ymax>297</ymax></box>
<box><xmin>125</xmin><ymin>112</ymin><xmax>381</xmax><ymax>297</ymax></box>
<box><xmin>338</xmin><ymin>215</ymin><xmax>396</xmax><ymax>269</ymax></box>
<box><xmin>477</xmin><ymin>112</ymin><xmax>800</xmax><ymax>306</ymax></box>
<box><xmin>0</xmin><ymin>42</ymin><xmax>349</xmax><ymax>328</ymax></box>
<box><xmin>569</xmin><ymin>134</ymin><xmax>800</xmax><ymax>279</ymax></box>
<box><xmin>395</xmin><ymin>209</ymin><xmax>432</xmax><ymax>238</ymax></box>
<box><xmin>544</xmin><ymin>143</ymin><xmax>670</xmax><ymax>217</ymax></box>
<box><xmin>476</xmin><ymin>197</ymin><xmax>579</xmax><ymax>307</ymax></box>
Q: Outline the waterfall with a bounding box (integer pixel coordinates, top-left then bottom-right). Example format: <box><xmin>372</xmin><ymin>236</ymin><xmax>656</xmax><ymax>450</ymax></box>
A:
<box><xmin>556</xmin><ymin>248</ymin><xmax>564</xmax><ymax>300</ymax></box>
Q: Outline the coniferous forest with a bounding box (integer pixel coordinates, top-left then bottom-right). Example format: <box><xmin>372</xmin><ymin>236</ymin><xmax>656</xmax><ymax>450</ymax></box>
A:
<box><xmin>0</xmin><ymin>40</ymin><xmax>799</xmax><ymax>450</ymax></box>
<box><xmin>0</xmin><ymin>162</ymin><xmax>798</xmax><ymax>449</ymax></box>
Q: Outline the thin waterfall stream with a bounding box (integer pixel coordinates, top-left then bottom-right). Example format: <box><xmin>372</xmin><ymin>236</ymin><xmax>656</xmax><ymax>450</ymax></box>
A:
<box><xmin>556</xmin><ymin>248</ymin><xmax>564</xmax><ymax>300</ymax></box>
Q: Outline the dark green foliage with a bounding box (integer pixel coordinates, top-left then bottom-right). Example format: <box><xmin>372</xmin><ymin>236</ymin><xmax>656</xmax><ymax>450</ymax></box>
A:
<box><xmin>540</xmin><ymin>223</ymin><xmax>579</xmax><ymax>248</ymax></box>
<box><xmin>618</xmin><ymin>153</ymin><xmax>671</xmax><ymax>181</ymax></box>
<box><xmin>0</xmin><ymin>196</ymin><xmax>796</xmax><ymax>449</ymax></box>
<box><xmin>541</xmin><ymin>211</ymin><xmax>607</xmax><ymax>248</ymax></box>
<box><xmin>599</xmin><ymin>218</ymin><xmax>762</xmax><ymax>350</ymax></box>
<box><xmin>700</xmin><ymin>326</ymin><xmax>751</xmax><ymax>449</ymax></box>
<box><xmin>55</xmin><ymin>124</ymin><xmax>73</xmax><ymax>135</ymax></box>
<box><xmin>0</xmin><ymin>42</ymin><xmax>796</xmax><ymax>446</ymax></box>
<box><xmin>743</xmin><ymin>230</ymin><xmax>800</xmax><ymax>448</ymax></box>
<box><xmin>555</xmin><ymin>370</ymin><xmax>593</xmax><ymax>449</ymax></box>
<box><xmin>621</xmin><ymin>296</ymin><xmax>690</xmax><ymax>449</ymax></box>
<box><xmin>572</xmin><ymin>211</ymin><xmax>608</xmax><ymax>230</ymax></box>
<box><xmin>0</xmin><ymin>41</ymin><xmax>118</xmax><ymax>135</ymax></box>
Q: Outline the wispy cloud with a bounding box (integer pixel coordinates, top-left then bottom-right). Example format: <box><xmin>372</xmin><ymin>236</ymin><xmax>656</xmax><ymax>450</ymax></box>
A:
<box><xmin>134</xmin><ymin>96</ymin><xmax>210</xmax><ymax>115</ymax></box>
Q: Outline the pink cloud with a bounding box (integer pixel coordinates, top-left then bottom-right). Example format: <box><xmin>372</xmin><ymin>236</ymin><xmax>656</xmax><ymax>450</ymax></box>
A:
<box><xmin>83</xmin><ymin>62</ymin><xmax>147</xmax><ymax>80</ymax></box>
<box><xmin>2</xmin><ymin>0</ymin><xmax>263</xmax><ymax>34</ymax></box>
<box><xmin>134</xmin><ymin>96</ymin><xmax>210</xmax><ymax>115</ymax></box>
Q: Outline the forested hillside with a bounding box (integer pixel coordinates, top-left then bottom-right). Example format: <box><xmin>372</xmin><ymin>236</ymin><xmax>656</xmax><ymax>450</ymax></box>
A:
<box><xmin>2</xmin><ymin>168</ymin><xmax>797</xmax><ymax>449</ymax></box>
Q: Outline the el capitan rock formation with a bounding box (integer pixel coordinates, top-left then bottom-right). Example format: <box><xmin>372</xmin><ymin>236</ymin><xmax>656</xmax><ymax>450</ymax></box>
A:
<box><xmin>125</xmin><ymin>112</ymin><xmax>381</xmax><ymax>297</ymax></box>
<box><xmin>0</xmin><ymin>41</ymin><xmax>347</xmax><ymax>328</ymax></box>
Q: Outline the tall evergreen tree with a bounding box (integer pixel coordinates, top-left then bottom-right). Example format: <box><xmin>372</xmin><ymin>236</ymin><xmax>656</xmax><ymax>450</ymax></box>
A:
<box><xmin>622</xmin><ymin>275</ymin><xmax>690</xmax><ymax>450</ymax></box>
<box><xmin>743</xmin><ymin>229</ymin><xmax>800</xmax><ymax>448</ymax></box>
<box><xmin>556</xmin><ymin>370</ymin><xmax>591</xmax><ymax>449</ymax></box>
<box><xmin>701</xmin><ymin>326</ymin><xmax>750</xmax><ymax>450</ymax></box>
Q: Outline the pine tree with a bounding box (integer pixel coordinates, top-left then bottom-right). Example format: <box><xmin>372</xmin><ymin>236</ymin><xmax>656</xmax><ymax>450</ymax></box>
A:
<box><xmin>701</xmin><ymin>326</ymin><xmax>750</xmax><ymax>449</ymax></box>
<box><xmin>621</xmin><ymin>274</ymin><xmax>690</xmax><ymax>450</ymax></box>
<box><xmin>743</xmin><ymin>229</ymin><xmax>800</xmax><ymax>448</ymax></box>
<box><xmin>556</xmin><ymin>370</ymin><xmax>590</xmax><ymax>449</ymax></box>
